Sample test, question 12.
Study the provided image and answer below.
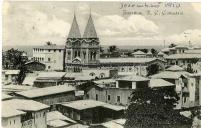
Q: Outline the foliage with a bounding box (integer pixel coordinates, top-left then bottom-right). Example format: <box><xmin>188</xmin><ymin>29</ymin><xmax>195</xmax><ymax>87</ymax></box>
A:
<box><xmin>151</xmin><ymin>48</ymin><xmax>158</xmax><ymax>57</ymax></box>
<box><xmin>146</xmin><ymin>64</ymin><xmax>160</xmax><ymax>76</ymax></box>
<box><xmin>108</xmin><ymin>45</ymin><xmax>117</xmax><ymax>53</ymax></box>
<box><xmin>134</xmin><ymin>49</ymin><xmax>148</xmax><ymax>53</ymax></box>
<box><xmin>124</xmin><ymin>87</ymin><xmax>192</xmax><ymax>128</ymax></box>
<box><xmin>2</xmin><ymin>48</ymin><xmax>28</xmax><ymax>84</ymax></box>
<box><xmin>186</xmin><ymin>64</ymin><xmax>194</xmax><ymax>73</ymax></box>
<box><xmin>169</xmin><ymin>43</ymin><xmax>177</xmax><ymax>48</ymax></box>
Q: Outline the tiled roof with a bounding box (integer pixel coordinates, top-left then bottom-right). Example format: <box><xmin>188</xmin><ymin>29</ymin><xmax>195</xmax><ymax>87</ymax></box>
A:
<box><xmin>15</xmin><ymin>85</ymin><xmax>75</xmax><ymax>98</ymax></box>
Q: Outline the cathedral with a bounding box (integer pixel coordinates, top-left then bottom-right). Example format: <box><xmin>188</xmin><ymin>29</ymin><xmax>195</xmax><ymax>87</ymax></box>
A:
<box><xmin>65</xmin><ymin>12</ymin><xmax>165</xmax><ymax>76</ymax></box>
<box><xmin>65</xmin><ymin>13</ymin><xmax>100</xmax><ymax>72</ymax></box>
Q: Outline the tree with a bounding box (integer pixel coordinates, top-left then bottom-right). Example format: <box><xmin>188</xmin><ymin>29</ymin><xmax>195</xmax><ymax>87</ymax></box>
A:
<box><xmin>108</xmin><ymin>45</ymin><xmax>117</xmax><ymax>53</ymax></box>
<box><xmin>146</xmin><ymin>64</ymin><xmax>160</xmax><ymax>76</ymax></box>
<box><xmin>151</xmin><ymin>48</ymin><xmax>157</xmax><ymax>57</ymax></box>
<box><xmin>169</xmin><ymin>43</ymin><xmax>177</xmax><ymax>48</ymax></box>
<box><xmin>2</xmin><ymin>48</ymin><xmax>28</xmax><ymax>84</ymax></box>
<box><xmin>124</xmin><ymin>87</ymin><xmax>192</xmax><ymax>128</ymax></box>
<box><xmin>186</xmin><ymin>64</ymin><xmax>194</xmax><ymax>73</ymax></box>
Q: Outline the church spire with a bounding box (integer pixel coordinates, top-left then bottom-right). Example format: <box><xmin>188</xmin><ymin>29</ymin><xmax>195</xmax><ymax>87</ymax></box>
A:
<box><xmin>68</xmin><ymin>12</ymin><xmax>81</xmax><ymax>38</ymax></box>
<box><xmin>83</xmin><ymin>12</ymin><xmax>97</xmax><ymax>38</ymax></box>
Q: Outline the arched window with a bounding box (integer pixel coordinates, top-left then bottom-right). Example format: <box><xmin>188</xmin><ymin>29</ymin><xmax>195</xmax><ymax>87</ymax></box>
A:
<box><xmin>99</xmin><ymin>73</ymin><xmax>105</xmax><ymax>78</ymax></box>
<box><xmin>89</xmin><ymin>72</ymin><xmax>95</xmax><ymax>76</ymax></box>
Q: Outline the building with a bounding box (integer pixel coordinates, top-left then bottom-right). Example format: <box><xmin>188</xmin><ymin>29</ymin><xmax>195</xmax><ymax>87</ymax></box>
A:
<box><xmin>175</xmin><ymin>45</ymin><xmax>189</xmax><ymax>54</ymax></box>
<box><xmin>14</xmin><ymin>85</ymin><xmax>78</xmax><ymax>107</ymax></box>
<box><xmin>82</xmin><ymin>75</ymin><xmax>150</xmax><ymax>106</ymax></box>
<box><xmin>146</xmin><ymin>51</ymin><xmax>153</xmax><ymax>58</ymax></box>
<box><xmin>24</xmin><ymin>61</ymin><xmax>46</xmax><ymax>71</ymax></box>
<box><xmin>2</xmin><ymin>99</ymin><xmax>49</xmax><ymax>128</ymax></box>
<box><xmin>32</xmin><ymin>43</ymin><xmax>65</xmax><ymax>71</ymax></box>
<box><xmin>65</xmin><ymin>13</ymin><xmax>100</xmax><ymax>72</ymax></box>
<box><xmin>150</xmin><ymin>65</ymin><xmax>201</xmax><ymax>108</ymax></box>
<box><xmin>33</xmin><ymin>72</ymin><xmax>67</xmax><ymax>88</ymax></box>
<box><xmin>2</xmin><ymin>70</ymin><xmax>20</xmax><ymax>84</ymax></box>
<box><xmin>57</xmin><ymin>100</ymin><xmax>125</xmax><ymax>125</ymax></box>
<box><xmin>131</xmin><ymin>50</ymin><xmax>146</xmax><ymax>58</ymax></box>
<box><xmin>2</xmin><ymin>85</ymin><xmax>35</xmax><ymax>95</ymax></box>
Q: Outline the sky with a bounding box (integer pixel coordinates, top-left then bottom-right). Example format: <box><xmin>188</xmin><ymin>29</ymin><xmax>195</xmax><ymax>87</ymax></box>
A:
<box><xmin>2</xmin><ymin>1</ymin><xmax>201</xmax><ymax>46</ymax></box>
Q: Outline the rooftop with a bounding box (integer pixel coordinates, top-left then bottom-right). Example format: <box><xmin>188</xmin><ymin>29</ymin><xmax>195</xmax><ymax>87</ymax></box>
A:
<box><xmin>37</xmin><ymin>72</ymin><xmax>67</xmax><ymax>79</ymax></box>
<box><xmin>2</xmin><ymin>85</ymin><xmax>35</xmax><ymax>93</ymax></box>
<box><xmin>151</xmin><ymin>71</ymin><xmax>190</xmax><ymax>79</ymax></box>
<box><xmin>33</xmin><ymin>45</ymin><xmax>64</xmax><ymax>50</ymax></box>
<box><xmin>47</xmin><ymin>119</ymin><xmax>70</xmax><ymax>127</ymax></box>
<box><xmin>117</xmin><ymin>75</ymin><xmax>149</xmax><ymax>82</ymax></box>
<box><xmin>100</xmin><ymin>119</ymin><xmax>126</xmax><ymax>128</ymax></box>
<box><xmin>2</xmin><ymin>93</ymin><xmax>13</xmax><ymax>100</ymax></box>
<box><xmin>2</xmin><ymin>106</ymin><xmax>25</xmax><ymax>118</ymax></box>
<box><xmin>16</xmin><ymin>85</ymin><xmax>75</xmax><ymax>98</ymax></box>
<box><xmin>165</xmin><ymin>53</ymin><xmax>201</xmax><ymax>59</ymax></box>
<box><xmin>166</xmin><ymin>65</ymin><xmax>184</xmax><ymax>71</ymax></box>
<box><xmin>3</xmin><ymin>70</ymin><xmax>20</xmax><ymax>75</ymax></box>
<box><xmin>99</xmin><ymin>58</ymin><xmax>162</xmax><ymax>64</ymax></box>
<box><xmin>61</xmin><ymin>100</ymin><xmax>125</xmax><ymax>111</ymax></box>
<box><xmin>184</xmin><ymin>49</ymin><xmax>201</xmax><ymax>54</ymax></box>
<box><xmin>150</xmin><ymin>79</ymin><xmax>175</xmax><ymax>88</ymax></box>
<box><xmin>132</xmin><ymin>50</ymin><xmax>146</xmax><ymax>55</ymax></box>
<box><xmin>47</xmin><ymin>111</ymin><xmax>76</xmax><ymax>123</ymax></box>
<box><xmin>3</xmin><ymin>99</ymin><xmax>49</xmax><ymax>112</ymax></box>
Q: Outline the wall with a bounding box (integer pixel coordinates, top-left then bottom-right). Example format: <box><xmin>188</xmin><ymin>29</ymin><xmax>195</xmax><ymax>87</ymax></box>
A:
<box><xmin>33</xmin><ymin>110</ymin><xmax>47</xmax><ymax>128</ymax></box>
<box><xmin>34</xmin><ymin>91</ymin><xmax>76</xmax><ymax>106</ymax></box>
<box><xmin>2</xmin><ymin>116</ymin><xmax>22</xmax><ymax>128</ymax></box>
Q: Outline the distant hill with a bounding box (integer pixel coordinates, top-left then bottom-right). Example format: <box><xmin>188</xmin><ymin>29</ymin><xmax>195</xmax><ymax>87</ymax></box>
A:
<box><xmin>3</xmin><ymin>45</ymin><xmax>164</xmax><ymax>57</ymax></box>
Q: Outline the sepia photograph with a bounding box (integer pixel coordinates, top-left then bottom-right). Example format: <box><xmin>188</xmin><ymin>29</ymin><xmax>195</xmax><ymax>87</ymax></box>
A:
<box><xmin>1</xmin><ymin>1</ymin><xmax>201</xmax><ymax>128</ymax></box>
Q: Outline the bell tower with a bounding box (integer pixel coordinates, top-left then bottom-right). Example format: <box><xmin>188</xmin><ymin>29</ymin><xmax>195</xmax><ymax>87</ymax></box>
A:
<box><xmin>82</xmin><ymin>12</ymin><xmax>100</xmax><ymax>64</ymax></box>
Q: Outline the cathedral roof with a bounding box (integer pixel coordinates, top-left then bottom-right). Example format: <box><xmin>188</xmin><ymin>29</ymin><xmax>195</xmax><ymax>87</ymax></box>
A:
<box><xmin>83</xmin><ymin>13</ymin><xmax>97</xmax><ymax>38</ymax></box>
<box><xmin>68</xmin><ymin>14</ymin><xmax>81</xmax><ymax>38</ymax></box>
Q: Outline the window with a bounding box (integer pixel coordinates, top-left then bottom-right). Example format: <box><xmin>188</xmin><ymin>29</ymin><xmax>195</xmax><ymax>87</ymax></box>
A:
<box><xmin>48</xmin><ymin>66</ymin><xmax>51</xmax><ymax>69</ymax></box>
<box><xmin>96</xmin><ymin>94</ymin><xmax>98</xmax><ymax>101</ymax></box>
<box><xmin>43</xmin><ymin>112</ymin><xmax>46</xmax><ymax>117</ymax></box>
<box><xmin>108</xmin><ymin>95</ymin><xmax>111</xmax><ymax>101</ymax></box>
<box><xmin>54</xmin><ymin>50</ymin><xmax>56</xmax><ymax>52</ymax></box>
<box><xmin>117</xmin><ymin>96</ymin><xmax>121</xmax><ymax>102</ymax></box>
<box><xmin>49</xmin><ymin>49</ymin><xmax>51</xmax><ymax>52</ymax></box>
<box><xmin>14</xmin><ymin>120</ymin><xmax>15</xmax><ymax>124</ymax></box>
<box><xmin>59</xmin><ymin>50</ymin><xmax>61</xmax><ymax>52</ymax></box>
<box><xmin>48</xmin><ymin>58</ymin><xmax>51</xmax><ymax>61</ymax></box>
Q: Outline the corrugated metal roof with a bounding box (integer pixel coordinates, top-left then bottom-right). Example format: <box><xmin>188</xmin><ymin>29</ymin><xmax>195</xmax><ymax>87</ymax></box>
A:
<box><xmin>132</xmin><ymin>50</ymin><xmax>146</xmax><ymax>55</ymax></box>
<box><xmin>47</xmin><ymin>119</ymin><xmax>69</xmax><ymax>127</ymax></box>
<box><xmin>165</xmin><ymin>54</ymin><xmax>201</xmax><ymax>59</ymax></box>
<box><xmin>99</xmin><ymin>58</ymin><xmax>159</xmax><ymax>64</ymax></box>
<box><xmin>166</xmin><ymin>65</ymin><xmax>184</xmax><ymax>71</ymax></box>
<box><xmin>2</xmin><ymin>106</ymin><xmax>25</xmax><ymax>118</ymax></box>
<box><xmin>16</xmin><ymin>85</ymin><xmax>75</xmax><ymax>98</ymax></box>
<box><xmin>150</xmin><ymin>79</ymin><xmax>174</xmax><ymax>88</ymax></box>
<box><xmin>2</xmin><ymin>93</ymin><xmax>13</xmax><ymax>100</ymax></box>
<box><xmin>61</xmin><ymin>100</ymin><xmax>125</xmax><ymax>111</ymax></box>
<box><xmin>47</xmin><ymin>111</ymin><xmax>76</xmax><ymax>123</ymax></box>
<box><xmin>117</xmin><ymin>75</ymin><xmax>149</xmax><ymax>82</ymax></box>
<box><xmin>3</xmin><ymin>99</ymin><xmax>49</xmax><ymax>112</ymax></box>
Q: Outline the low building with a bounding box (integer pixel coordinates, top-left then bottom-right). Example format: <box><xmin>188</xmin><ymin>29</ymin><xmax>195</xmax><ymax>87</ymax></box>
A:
<box><xmin>2</xmin><ymin>70</ymin><xmax>20</xmax><ymax>84</ymax></box>
<box><xmin>33</xmin><ymin>72</ymin><xmax>67</xmax><ymax>88</ymax></box>
<box><xmin>25</xmin><ymin>61</ymin><xmax>46</xmax><ymax>71</ymax></box>
<box><xmin>131</xmin><ymin>50</ymin><xmax>146</xmax><ymax>58</ymax></box>
<box><xmin>99</xmin><ymin>58</ymin><xmax>165</xmax><ymax>76</ymax></box>
<box><xmin>175</xmin><ymin>45</ymin><xmax>189</xmax><ymax>54</ymax></box>
<box><xmin>146</xmin><ymin>51</ymin><xmax>153</xmax><ymax>58</ymax></box>
<box><xmin>83</xmin><ymin>75</ymin><xmax>149</xmax><ymax>106</ymax></box>
<box><xmin>2</xmin><ymin>99</ymin><xmax>49</xmax><ymax>128</ymax></box>
<box><xmin>57</xmin><ymin>100</ymin><xmax>125</xmax><ymax>125</ymax></box>
<box><xmin>15</xmin><ymin>85</ymin><xmax>78</xmax><ymax>107</ymax></box>
<box><xmin>2</xmin><ymin>93</ymin><xmax>13</xmax><ymax>101</ymax></box>
<box><xmin>2</xmin><ymin>85</ymin><xmax>35</xmax><ymax>95</ymax></box>
<box><xmin>32</xmin><ymin>43</ymin><xmax>65</xmax><ymax>71</ymax></box>
<box><xmin>47</xmin><ymin>111</ymin><xmax>77</xmax><ymax>128</ymax></box>
<box><xmin>82</xmin><ymin>69</ymin><xmax>118</xmax><ymax>79</ymax></box>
